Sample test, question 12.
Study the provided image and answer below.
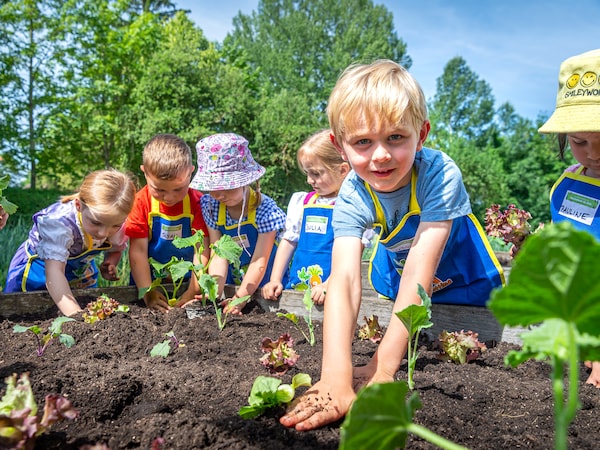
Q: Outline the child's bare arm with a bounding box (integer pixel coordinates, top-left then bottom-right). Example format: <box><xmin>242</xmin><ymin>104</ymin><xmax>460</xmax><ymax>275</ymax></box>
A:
<box><xmin>262</xmin><ymin>238</ymin><xmax>296</xmax><ymax>300</ymax></box>
<box><xmin>45</xmin><ymin>259</ymin><xmax>82</xmax><ymax>317</ymax></box>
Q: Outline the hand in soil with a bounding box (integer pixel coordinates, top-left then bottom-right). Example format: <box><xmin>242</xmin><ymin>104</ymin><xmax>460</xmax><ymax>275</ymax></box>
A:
<box><xmin>143</xmin><ymin>290</ymin><xmax>171</xmax><ymax>313</ymax></box>
<box><xmin>221</xmin><ymin>297</ymin><xmax>247</xmax><ymax>315</ymax></box>
<box><xmin>279</xmin><ymin>380</ymin><xmax>354</xmax><ymax>431</ymax></box>
<box><xmin>585</xmin><ymin>361</ymin><xmax>600</xmax><ymax>388</ymax></box>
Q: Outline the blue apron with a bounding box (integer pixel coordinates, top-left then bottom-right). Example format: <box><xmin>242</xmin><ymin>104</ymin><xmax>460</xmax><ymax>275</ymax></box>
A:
<box><xmin>287</xmin><ymin>192</ymin><xmax>334</xmax><ymax>291</ymax></box>
<box><xmin>215</xmin><ymin>192</ymin><xmax>283</xmax><ymax>287</ymax></box>
<box><xmin>147</xmin><ymin>195</ymin><xmax>195</xmax><ymax>279</ymax></box>
<box><xmin>550</xmin><ymin>166</ymin><xmax>600</xmax><ymax>240</ymax></box>
<box><xmin>368</xmin><ymin>170</ymin><xmax>504</xmax><ymax>306</ymax></box>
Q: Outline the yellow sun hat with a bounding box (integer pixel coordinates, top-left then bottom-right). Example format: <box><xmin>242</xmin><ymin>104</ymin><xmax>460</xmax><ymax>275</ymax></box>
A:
<box><xmin>539</xmin><ymin>48</ymin><xmax>600</xmax><ymax>134</ymax></box>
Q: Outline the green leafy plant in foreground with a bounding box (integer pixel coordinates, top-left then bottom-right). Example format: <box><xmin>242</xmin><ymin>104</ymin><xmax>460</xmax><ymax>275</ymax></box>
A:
<box><xmin>395</xmin><ymin>284</ymin><xmax>433</xmax><ymax>389</ymax></box>
<box><xmin>339</xmin><ymin>381</ymin><xmax>467</xmax><ymax>450</ymax></box>
<box><xmin>0</xmin><ymin>372</ymin><xmax>79</xmax><ymax>449</ymax></box>
<box><xmin>150</xmin><ymin>331</ymin><xmax>186</xmax><ymax>358</ymax></box>
<box><xmin>0</xmin><ymin>174</ymin><xmax>18</xmax><ymax>215</ymax></box>
<box><xmin>488</xmin><ymin>221</ymin><xmax>600</xmax><ymax>450</ymax></box>
<box><xmin>82</xmin><ymin>294</ymin><xmax>130</xmax><ymax>324</ymax></box>
<box><xmin>276</xmin><ymin>288</ymin><xmax>315</xmax><ymax>346</ymax></box>
<box><xmin>13</xmin><ymin>316</ymin><xmax>76</xmax><ymax>356</ymax></box>
<box><xmin>238</xmin><ymin>373</ymin><xmax>312</xmax><ymax>419</ymax></box>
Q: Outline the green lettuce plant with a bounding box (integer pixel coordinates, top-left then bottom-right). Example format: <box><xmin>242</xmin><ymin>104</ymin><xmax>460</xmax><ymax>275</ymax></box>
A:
<box><xmin>438</xmin><ymin>330</ymin><xmax>486</xmax><ymax>364</ymax></box>
<box><xmin>13</xmin><ymin>317</ymin><xmax>76</xmax><ymax>357</ymax></box>
<box><xmin>82</xmin><ymin>294</ymin><xmax>129</xmax><ymax>324</ymax></box>
<box><xmin>488</xmin><ymin>221</ymin><xmax>600</xmax><ymax>450</ymax></box>
<box><xmin>276</xmin><ymin>288</ymin><xmax>315</xmax><ymax>346</ymax></box>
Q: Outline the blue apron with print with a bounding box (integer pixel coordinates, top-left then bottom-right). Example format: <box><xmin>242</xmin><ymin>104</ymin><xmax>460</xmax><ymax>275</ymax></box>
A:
<box><xmin>287</xmin><ymin>192</ymin><xmax>334</xmax><ymax>290</ymax></box>
<box><xmin>550</xmin><ymin>166</ymin><xmax>600</xmax><ymax>240</ymax></box>
<box><xmin>368</xmin><ymin>170</ymin><xmax>504</xmax><ymax>306</ymax></box>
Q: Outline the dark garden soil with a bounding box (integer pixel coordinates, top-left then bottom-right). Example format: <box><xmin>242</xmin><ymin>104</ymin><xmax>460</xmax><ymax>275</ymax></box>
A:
<box><xmin>1</xmin><ymin>299</ymin><xmax>598</xmax><ymax>450</ymax></box>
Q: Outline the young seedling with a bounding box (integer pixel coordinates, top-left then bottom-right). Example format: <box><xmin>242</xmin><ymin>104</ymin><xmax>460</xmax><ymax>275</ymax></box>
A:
<box><xmin>259</xmin><ymin>333</ymin><xmax>299</xmax><ymax>374</ymax></box>
<box><xmin>488</xmin><ymin>222</ymin><xmax>600</xmax><ymax>450</ymax></box>
<box><xmin>0</xmin><ymin>372</ymin><xmax>79</xmax><ymax>449</ymax></box>
<box><xmin>357</xmin><ymin>314</ymin><xmax>384</xmax><ymax>344</ymax></box>
<box><xmin>340</xmin><ymin>381</ymin><xmax>467</xmax><ymax>450</ymax></box>
<box><xmin>144</xmin><ymin>256</ymin><xmax>191</xmax><ymax>306</ymax></box>
<box><xmin>150</xmin><ymin>330</ymin><xmax>186</xmax><ymax>358</ymax></box>
<box><xmin>438</xmin><ymin>330</ymin><xmax>486</xmax><ymax>364</ymax></box>
<box><xmin>485</xmin><ymin>203</ymin><xmax>536</xmax><ymax>256</ymax></box>
<box><xmin>238</xmin><ymin>373</ymin><xmax>312</xmax><ymax>419</ymax></box>
<box><xmin>82</xmin><ymin>294</ymin><xmax>130</xmax><ymax>324</ymax></box>
<box><xmin>395</xmin><ymin>284</ymin><xmax>433</xmax><ymax>390</ymax></box>
<box><xmin>0</xmin><ymin>174</ymin><xmax>18</xmax><ymax>215</ymax></box>
<box><xmin>276</xmin><ymin>288</ymin><xmax>315</xmax><ymax>346</ymax></box>
<box><xmin>13</xmin><ymin>316</ymin><xmax>76</xmax><ymax>357</ymax></box>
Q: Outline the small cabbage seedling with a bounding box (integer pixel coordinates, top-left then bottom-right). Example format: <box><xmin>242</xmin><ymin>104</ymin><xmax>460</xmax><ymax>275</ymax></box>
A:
<box><xmin>13</xmin><ymin>316</ymin><xmax>76</xmax><ymax>357</ymax></box>
<box><xmin>259</xmin><ymin>333</ymin><xmax>299</xmax><ymax>374</ymax></box>
<box><xmin>395</xmin><ymin>284</ymin><xmax>433</xmax><ymax>390</ymax></box>
<box><xmin>488</xmin><ymin>222</ymin><xmax>600</xmax><ymax>450</ymax></box>
<box><xmin>438</xmin><ymin>330</ymin><xmax>486</xmax><ymax>364</ymax></box>
<box><xmin>357</xmin><ymin>314</ymin><xmax>384</xmax><ymax>344</ymax></box>
<box><xmin>0</xmin><ymin>174</ymin><xmax>18</xmax><ymax>215</ymax></box>
<box><xmin>276</xmin><ymin>288</ymin><xmax>315</xmax><ymax>346</ymax></box>
<box><xmin>144</xmin><ymin>256</ymin><xmax>190</xmax><ymax>306</ymax></box>
<box><xmin>83</xmin><ymin>294</ymin><xmax>130</xmax><ymax>324</ymax></box>
<box><xmin>340</xmin><ymin>381</ymin><xmax>467</xmax><ymax>450</ymax></box>
<box><xmin>0</xmin><ymin>372</ymin><xmax>79</xmax><ymax>449</ymax></box>
<box><xmin>238</xmin><ymin>373</ymin><xmax>312</xmax><ymax>419</ymax></box>
<box><xmin>150</xmin><ymin>331</ymin><xmax>185</xmax><ymax>358</ymax></box>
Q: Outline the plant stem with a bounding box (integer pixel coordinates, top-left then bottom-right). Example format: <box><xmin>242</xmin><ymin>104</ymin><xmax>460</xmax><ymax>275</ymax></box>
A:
<box><xmin>407</xmin><ymin>423</ymin><xmax>469</xmax><ymax>450</ymax></box>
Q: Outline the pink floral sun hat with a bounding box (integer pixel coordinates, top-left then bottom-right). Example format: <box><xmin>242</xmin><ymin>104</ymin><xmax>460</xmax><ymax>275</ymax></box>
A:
<box><xmin>190</xmin><ymin>133</ymin><xmax>266</xmax><ymax>191</ymax></box>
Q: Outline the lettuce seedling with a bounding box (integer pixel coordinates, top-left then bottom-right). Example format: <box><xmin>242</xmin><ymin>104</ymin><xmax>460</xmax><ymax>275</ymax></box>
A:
<box><xmin>358</xmin><ymin>314</ymin><xmax>384</xmax><ymax>344</ymax></box>
<box><xmin>0</xmin><ymin>372</ymin><xmax>79</xmax><ymax>449</ymax></box>
<box><xmin>0</xmin><ymin>174</ymin><xmax>18</xmax><ymax>215</ymax></box>
<box><xmin>150</xmin><ymin>330</ymin><xmax>186</xmax><ymax>358</ymax></box>
<box><xmin>276</xmin><ymin>288</ymin><xmax>315</xmax><ymax>346</ymax></box>
<box><xmin>238</xmin><ymin>373</ymin><xmax>311</xmax><ymax>419</ymax></box>
<box><xmin>13</xmin><ymin>316</ymin><xmax>76</xmax><ymax>357</ymax></box>
<box><xmin>438</xmin><ymin>330</ymin><xmax>486</xmax><ymax>364</ymax></box>
<box><xmin>82</xmin><ymin>294</ymin><xmax>130</xmax><ymax>324</ymax></box>
<box><xmin>485</xmin><ymin>203</ymin><xmax>535</xmax><ymax>256</ymax></box>
<box><xmin>488</xmin><ymin>222</ymin><xmax>600</xmax><ymax>450</ymax></box>
<box><xmin>340</xmin><ymin>381</ymin><xmax>467</xmax><ymax>450</ymax></box>
<box><xmin>395</xmin><ymin>284</ymin><xmax>433</xmax><ymax>390</ymax></box>
<box><xmin>259</xmin><ymin>333</ymin><xmax>299</xmax><ymax>374</ymax></box>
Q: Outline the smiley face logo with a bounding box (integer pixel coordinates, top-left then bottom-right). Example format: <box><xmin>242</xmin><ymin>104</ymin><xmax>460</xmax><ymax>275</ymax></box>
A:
<box><xmin>566</xmin><ymin>73</ymin><xmax>580</xmax><ymax>89</ymax></box>
<box><xmin>580</xmin><ymin>71</ymin><xmax>598</xmax><ymax>87</ymax></box>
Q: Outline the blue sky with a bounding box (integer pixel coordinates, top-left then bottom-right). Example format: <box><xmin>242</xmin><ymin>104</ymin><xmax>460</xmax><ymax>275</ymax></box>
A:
<box><xmin>176</xmin><ymin>0</ymin><xmax>600</xmax><ymax>121</ymax></box>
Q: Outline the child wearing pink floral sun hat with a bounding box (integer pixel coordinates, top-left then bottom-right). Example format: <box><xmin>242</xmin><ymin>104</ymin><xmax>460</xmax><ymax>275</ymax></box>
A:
<box><xmin>190</xmin><ymin>133</ymin><xmax>287</xmax><ymax>315</ymax></box>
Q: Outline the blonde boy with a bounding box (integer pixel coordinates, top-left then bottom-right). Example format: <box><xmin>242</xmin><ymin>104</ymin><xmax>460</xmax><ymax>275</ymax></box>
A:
<box><xmin>281</xmin><ymin>60</ymin><xmax>503</xmax><ymax>430</ymax></box>
<box><xmin>125</xmin><ymin>134</ymin><xmax>209</xmax><ymax>312</ymax></box>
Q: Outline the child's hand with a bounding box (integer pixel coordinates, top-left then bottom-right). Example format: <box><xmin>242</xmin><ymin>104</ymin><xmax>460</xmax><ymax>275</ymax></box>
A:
<box><xmin>261</xmin><ymin>281</ymin><xmax>283</xmax><ymax>301</ymax></box>
<box><xmin>352</xmin><ymin>362</ymin><xmax>394</xmax><ymax>392</ymax></box>
<box><xmin>143</xmin><ymin>290</ymin><xmax>171</xmax><ymax>313</ymax></box>
<box><xmin>585</xmin><ymin>361</ymin><xmax>600</xmax><ymax>388</ymax></box>
<box><xmin>176</xmin><ymin>288</ymin><xmax>206</xmax><ymax>308</ymax></box>
<box><xmin>220</xmin><ymin>296</ymin><xmax>247</xmax><ymax>316</ymax></box>
<box><xmin>310</xmin><ymin>283</ymin><xmax>327</xmax><ymax>305</ymax></box>
<box><xmin>0</xmin><ymin>206</ymin><xmax>8</xmax><ymax>230</ymax></box>
<box><xmin>99</xmin><ymin>261</ymin><xmax>119</xmax><ymax>281</ymax></box>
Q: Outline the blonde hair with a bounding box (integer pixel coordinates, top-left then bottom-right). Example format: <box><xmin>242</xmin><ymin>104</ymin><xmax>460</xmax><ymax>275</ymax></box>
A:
<box><xmin>62</xmin><ymin>169</ymin><xmax>136</xmax><ymax>217</ymax></box>
<box><xmin>142</xmin><ymin>134</ymin><xmax>193</xmax><ymax>180</ymax></box>
<box><xmin>297</xmin><ymin>129</ymin><xmax>347</xmax><ymax>173</ymax></box>
<box><xmin>327</xmin><ymin>59</ymin><xmax>428</xmax><ymax>144</ymax></box>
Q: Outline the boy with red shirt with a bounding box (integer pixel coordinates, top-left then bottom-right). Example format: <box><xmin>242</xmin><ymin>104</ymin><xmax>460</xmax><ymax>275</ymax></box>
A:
<box><xmin>125</xmin><ymin>134</ymin><xmax>209</xmax><ymax>312</ymax></box>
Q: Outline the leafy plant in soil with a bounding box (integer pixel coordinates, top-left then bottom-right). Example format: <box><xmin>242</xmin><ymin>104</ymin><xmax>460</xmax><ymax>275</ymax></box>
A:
<box><xmin>485</xmin><ymin>203</ymin><xmax>537</xmax><ymax>256</ymax></box>
<box><xmin>357</xmin><ymin>314</ymin><xmax>384</xmax><ymax>344</ymax></box>
<box><xmin>82</xmin><ymin>294</ymin><xmax>130</xmax><ymax>324</ymax></box>
<box><xmin>259</xmin><ymin>333</ymin><xmax>299</xmax><ymax>374</ymax></box>
<box><xmin>488</xmin><ymin>221</ymin><xmax>600</xmax><ymax>450</ymax></box>
<box><xmin>12</xmin><ymin>316</ymin><xmax>76</xmax><ymax>357</ymax></box>
<box><xmin>0</xmin><ymin>372</ymin><xmax>78</xmax><ymax>449</ymax></box>
<box><xmin>0</xmin><ymin>174</ymin><xmax>18</xmax><ymax>215</ymax></box>
<box><xmin>150</xmin><ymin>330</ymin><xmax>186</xmax><ymax>358</ymax></box>
<box><xmin>438</xmin><ymin>330</ymin><xmax>486</xmax><ymax>364</ymax></box>
<box><xmin>276</xmin><ymin>288</ymin><xmax>315</xmax><ymax>346</ymax></box>
<box><xmin>394</xmin><ymin>284</ymin><xmax>433</xmax><ymax>389</ymax></box>
<box><xmin>339</xmin><ymin>381</ymin><xmax>467</xmax><ymax>450</ymax></box>
<box><xmin>238</xmin><ymin>373</ymin><xmax>311</xmax><ymax>419</ymax></box>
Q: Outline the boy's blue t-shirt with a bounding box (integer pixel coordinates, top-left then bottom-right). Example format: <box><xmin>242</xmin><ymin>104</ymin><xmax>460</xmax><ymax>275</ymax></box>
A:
<box><xmin>333</xmin><ymin>147</ymin><xmax>471</xmax><ymax>239</ymax></box>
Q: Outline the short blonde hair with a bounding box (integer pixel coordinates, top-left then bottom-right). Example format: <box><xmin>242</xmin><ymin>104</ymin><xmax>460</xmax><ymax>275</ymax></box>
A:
<box><xmin>297</xmin><ymin>129</ymin><xmax>347</xmax><ymax>173</ymax></box>
<box><xmin>327</xmin><ymin>59</ymin><xmax>428</xmax><ymax>144</ymax></box>
<box><xmin>62</xmin><ymin>169</ymin><xmax>136</xmax><ymax>217</ymax></box>
<box><xmin>142</xmin><ymin>134</ymin><xmax>193</xmax><ymax>180</ymax></box>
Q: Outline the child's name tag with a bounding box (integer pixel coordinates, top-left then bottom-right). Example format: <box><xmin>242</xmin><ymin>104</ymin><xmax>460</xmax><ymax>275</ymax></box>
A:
<box><xmin>304</xmin><ymin>215</ymin><xmax>328</xmax><ymax>234</ymax></box>
<box><xmin>559</xmin><ymin>190</ymin><xmax>599</xmax><ymax>225</ymax></box>
<box><xmin>160</xmin><ymin>224</ymin><xmax>183</xmax><ymax>241</ymax></box>
<box><xmin>232</xmin><ymin>233</ymin><xmax>251</xmax><ymax>250</ymax></box>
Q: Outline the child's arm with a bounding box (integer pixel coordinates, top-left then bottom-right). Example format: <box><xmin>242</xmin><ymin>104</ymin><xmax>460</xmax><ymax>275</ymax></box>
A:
<box><xmin>129</xmin><ymin>237</ymin><xmax>169</xmax><ymax>312</ymax></box>
<box><xmin>261</xmin><ymin>238</ymin><xmax>297</xmax><ymax>300</ymax></box>
<box><xmin>44</xmin><ymin>259</ymin><xmax>83</xmax><ymax>317</ymax></box>
<box><xmin>99</xmin><ymin>251</ymin><xmax>122</xmax><ymax>281</ymax></box>
<box><xmin>222</xmin><ymin>230</ymin><xmax>278</xmax><ymax>315</ymax></box>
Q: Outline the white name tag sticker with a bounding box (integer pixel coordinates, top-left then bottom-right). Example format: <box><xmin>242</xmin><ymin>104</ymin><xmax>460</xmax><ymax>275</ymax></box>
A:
<box><xmin>559</xmin><ymin>190</ymin><xmax>599</xmax><ymax>225</ymax></box>
<box><xmin>232</xmin><ymin>233</ymin><xmax>251</xmax><ymax>249</ymax></box>
<box><xmin>305</xmin><ymin>216</ymin><xmax>328</xmax><ymax>234</ymax></box>
<box><xmin>160</xmin><ymin>224</ymin><xmax>183</xmax><ymax>241</ymax></box>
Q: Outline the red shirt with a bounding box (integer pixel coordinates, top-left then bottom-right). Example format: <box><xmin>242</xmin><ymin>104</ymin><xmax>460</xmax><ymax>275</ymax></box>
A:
<box><xmin>125</xmin><ymin>186</ymin><xmax>208</xmax><ymax>239</ymax></box>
